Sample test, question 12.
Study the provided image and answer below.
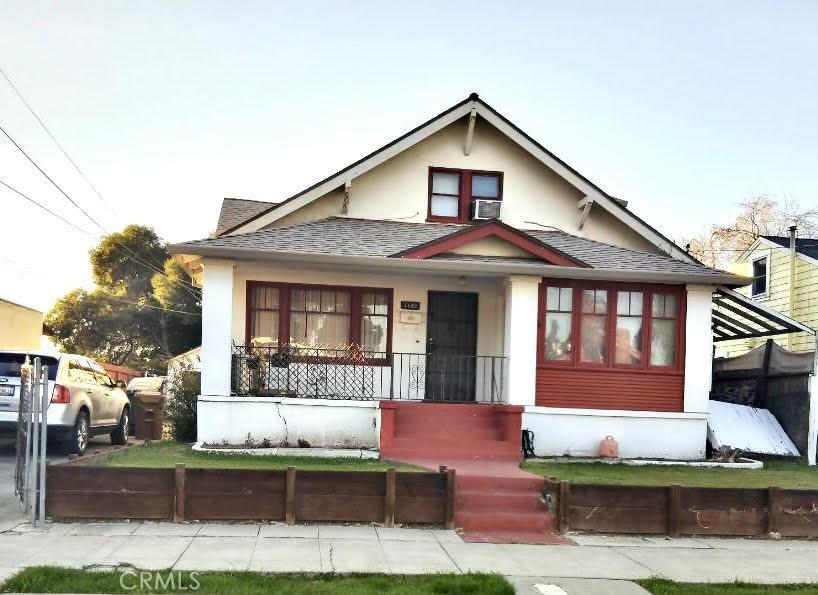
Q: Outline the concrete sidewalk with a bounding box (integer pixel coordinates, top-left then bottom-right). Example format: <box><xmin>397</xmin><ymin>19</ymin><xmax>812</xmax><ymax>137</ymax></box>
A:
<box><xmin>1</xmin><ymin>521</ymin><xmax>818</xmax><ymax>590</ymax></box>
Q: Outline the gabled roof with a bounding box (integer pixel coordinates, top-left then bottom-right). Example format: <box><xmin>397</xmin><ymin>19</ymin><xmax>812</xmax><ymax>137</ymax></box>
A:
<box><xmin>761</xmin><ymin>235</ymin><xmax>818</xmax><ymax>261</ymax></box>
<box><xmin>215</xmin><ymin>93</ymin><xmax>694</xmax><ymax>263</ymax></box>
<box><xmin>172</xmin><ymin>217</ymin><xmax>742</xmax><ymax>283</ymax></box>
<box><xmin>215</xmin><ymin>198</ymin><xmax>275</xmax><ymax>235</ymax></box>
<box><xmin>393</xmin><ymin>219</ymin><xmax>586</xmax><ymax>267</ymax></box>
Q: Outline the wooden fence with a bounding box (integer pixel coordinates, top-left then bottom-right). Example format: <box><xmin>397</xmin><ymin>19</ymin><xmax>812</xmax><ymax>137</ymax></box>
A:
<box><xmin>544</xmin><ymin>477</ymin><xmax>818</xmax><ymax>538</ymax></box>
<box><xmin>46</xmin><ymin>465</ymin><xmax>455</xmax><ymax>528</ymax></box>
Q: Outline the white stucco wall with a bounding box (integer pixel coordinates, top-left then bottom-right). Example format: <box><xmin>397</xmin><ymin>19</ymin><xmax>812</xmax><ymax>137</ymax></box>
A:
<box><xmin>523</xmin><ymin>406</ymin><xmax>708</xmax><ymax>460</ymax></box>
<box><xmin>261</xmin><ymin>119</ymin><xmax>658</xmax><ymax>254</ymax></box>
<box><xmin>684</xmin><ymin>285</ymin><xmax>715</xmax><ymax>414</ymax></box>
<box><xmin>200</xmin><ymin>259</ymin><xmax>234</xmax><ymax>396</ymax></box>
<box><xmin>503</xmin><ymin>276</ymin><xmax>540</xmax><ymax>406</ymax></box>
<box><xmin>198</xmin><ymin>396</ymin><xmax>379</xmax><ymax>448</ymax></box>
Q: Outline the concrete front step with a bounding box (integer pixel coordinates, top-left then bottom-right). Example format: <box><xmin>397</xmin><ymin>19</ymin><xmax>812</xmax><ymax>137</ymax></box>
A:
<box><xmin>455</xmin><ymin>510</ymin><xmax>557</xmax><ymax>532</ymax></box>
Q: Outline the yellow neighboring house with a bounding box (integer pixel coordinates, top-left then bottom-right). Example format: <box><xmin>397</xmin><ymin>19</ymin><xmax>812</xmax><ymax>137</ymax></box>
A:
<box><xmin>718</xmin><ymin>229</ymin><xmax>818</xmax><ymax>357</ymax></box>
<box><xmin>0</xmin><ymin>298</ymin><xmax>44</xmax><ymax>351</ymax></box>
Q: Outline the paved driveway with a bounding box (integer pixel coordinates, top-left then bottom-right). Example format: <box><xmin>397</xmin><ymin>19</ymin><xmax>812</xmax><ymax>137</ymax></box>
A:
<box><xmin>0</xmin><ymin>434</ymin><xmax>123</xmax><ymax>529</ymax></box>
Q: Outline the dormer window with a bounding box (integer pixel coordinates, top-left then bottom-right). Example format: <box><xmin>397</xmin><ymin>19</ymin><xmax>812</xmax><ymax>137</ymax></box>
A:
<box><xmin>427</xmin><ymin>167</ymin><xmax>503</xmax><ymax>223</ymax></box>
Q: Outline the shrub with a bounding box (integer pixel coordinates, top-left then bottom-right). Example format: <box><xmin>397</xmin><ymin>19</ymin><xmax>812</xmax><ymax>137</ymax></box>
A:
<box><xmin>165</xmin><ymin>362</ymin><xmax>200</xmax><ymax>442</ymax></box>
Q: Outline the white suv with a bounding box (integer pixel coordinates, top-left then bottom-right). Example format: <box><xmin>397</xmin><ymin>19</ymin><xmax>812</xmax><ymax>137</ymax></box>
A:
<box><xmin>0</xmin><ymin>351</ymin><xmax>131</xmax><ymax>455</ymax></box>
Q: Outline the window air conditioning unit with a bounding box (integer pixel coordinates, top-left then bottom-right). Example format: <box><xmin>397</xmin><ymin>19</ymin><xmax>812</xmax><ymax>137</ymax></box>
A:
<box><xmin>471</xmin><ymin>199</ymin><xmax>502</xmax><ymax>221</ymax></box>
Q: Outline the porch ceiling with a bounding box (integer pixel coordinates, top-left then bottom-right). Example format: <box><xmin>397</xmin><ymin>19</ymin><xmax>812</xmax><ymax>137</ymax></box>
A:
<box><xmin>711</xmin><ymin>286</ymin><xmax>815</xmax><ymax>342</ymax></box>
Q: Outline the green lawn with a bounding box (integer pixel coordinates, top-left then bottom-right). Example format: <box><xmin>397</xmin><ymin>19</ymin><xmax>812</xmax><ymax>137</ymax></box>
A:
<box><xmin>522</xmin><ymin>459</ymin><xmax>818</xmax><ymax>489</ymax></box>
<box><xmin>1</xmin><ymin>567</ymin><xmax>513</xmax><ymax>594</ymax></box>
<box><xmin>639</xmin><ymin>579</ymin><xmax>818</xmax><ymax>594</ymax></box>
<box><xmin>102</xmin><ymin>441</ymin><xmax>422</xmax><ymax>471</ymax></box>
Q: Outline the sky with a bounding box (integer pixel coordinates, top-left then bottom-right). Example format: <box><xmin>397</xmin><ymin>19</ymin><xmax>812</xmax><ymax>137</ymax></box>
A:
<box><xmin>1</xmin><ymin>0</ymin><xmax>816</xmax><ymax>312</ymax></box>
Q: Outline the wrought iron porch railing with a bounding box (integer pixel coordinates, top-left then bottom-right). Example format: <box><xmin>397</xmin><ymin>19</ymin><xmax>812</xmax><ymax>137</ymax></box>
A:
<box><xmin>230</xmin><ymin>344</ymin><xmax>506</xmax><ymax>403</ymax></box>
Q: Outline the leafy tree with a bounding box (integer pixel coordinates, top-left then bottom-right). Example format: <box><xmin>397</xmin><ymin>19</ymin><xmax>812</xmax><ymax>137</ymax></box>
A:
<box><xmin>165</xmin><ymin>361</ymin><xmax>200</xmax><ymax>442</ymax></box>
<box><xmin>45</xmin><ymin>225</ymin><xmax>201</xmax><ymax>370</ymax></box>
<box><xmin>685</xmin><ymin>195</ymin><xmax>817</xmax><ymax>268</ymax></box>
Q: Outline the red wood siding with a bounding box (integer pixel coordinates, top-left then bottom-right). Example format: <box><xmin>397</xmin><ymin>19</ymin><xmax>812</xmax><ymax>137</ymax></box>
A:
<box><xmin>535</xmin><ymin>367</ymin><xmax>684</xmax><ymax>412</ymax></box>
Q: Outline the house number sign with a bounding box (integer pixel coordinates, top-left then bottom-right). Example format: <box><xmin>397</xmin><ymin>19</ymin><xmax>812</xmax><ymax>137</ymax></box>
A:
<box><xmin>400</xmin><ymin>301</ymin><xmax>421</xmax><ymax>311</ymax></box>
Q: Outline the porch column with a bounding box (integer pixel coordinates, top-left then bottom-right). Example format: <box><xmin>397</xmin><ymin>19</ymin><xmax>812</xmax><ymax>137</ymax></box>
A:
<box><xmin>200</xmin><ymin>259</ymin><xmax>235</xmax><ymax>397</ymax></box>
<box><xmin>683</xmin><ymin>285</ymin><xmax>714</xmax><ymax>413</ymax></box>
<box><xmin>503</xmin><ymin>275</ymin><xmax>540</xmax><ymax>406</ymax></box>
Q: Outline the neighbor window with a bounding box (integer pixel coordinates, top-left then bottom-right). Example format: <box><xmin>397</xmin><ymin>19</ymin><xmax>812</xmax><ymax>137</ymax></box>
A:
<box><xmin>428</xmin><ymin>168</ymin><xmax>503</xmax><ymax>222</ymax></box>
<box><xmin>247</xmin><ymin>282</ymin><xmax>392</xmax><ymax>360</ymax></box>
<box><xmin>751</xmin><ymin>257</ymin><xmax>768</xmax><ymax>297</ymax></box>
<box><xmin>539</xmin><ymin>282</ymin><xmax>683</xmax><ymax>371</ymax></box>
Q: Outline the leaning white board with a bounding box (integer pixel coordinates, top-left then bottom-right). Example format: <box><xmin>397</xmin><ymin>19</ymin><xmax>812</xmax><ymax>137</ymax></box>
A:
<box><xmin>708</xmin><ymin>400</ymin><xmax>800</xmax><ymax>457</ymax></box>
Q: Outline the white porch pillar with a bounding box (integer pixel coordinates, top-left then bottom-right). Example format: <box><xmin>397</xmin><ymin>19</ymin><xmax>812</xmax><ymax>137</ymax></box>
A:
<box><xmin>503</xmin><ymin>275</ymin><xmax>540</xmax><ymax>406</ymax></box>
<box><xmin>200</xmin><ymin>259</ymin><xmax>235</xmax><ymax>397</ymax></box>
<box><xmin>683</xmin><ymin>285</ymin><xmax>714</xmax><ymax>413</ymax></box>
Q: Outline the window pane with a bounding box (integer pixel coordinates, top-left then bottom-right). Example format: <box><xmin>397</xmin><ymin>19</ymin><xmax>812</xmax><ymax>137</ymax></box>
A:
<box><xmin>559</xmin><ymin>288</ymin><xmax>572</xmax><ymax>311</ymax></box>
<box><xmin>752</xmin><ymin>258</ymin><xmax>767</xmax><ymax>295</ymax></box>
<box><xmin>362</xmin><ymin>315</ymin><xmax>388</xmax><ymax>353</ymax></box>
<box><xmin>580</xmin><ymin>315</ymin><xmax>607</xmax><ymax>363</ymax></box>
<box><xmin>546</xmin><ymin>287</ymin><xmax>559</xmax><ymax>309</ymax></box>
<box><xmin>615</xmin><ymin>316</ymin><xmax>643</xmax><ymax>364</ymax></box>
<box><xmin>336</xmin><ymin>291</ymin><xmax>350</xmax><ymax>313</ymax></box>
<box><xmin>321</xmin><ymin>290</ymin><xmax>336</xmax><ymax>312</ymax></box>
<box><xmin>651</xmin><ymin>319</ymin><xmax>677</xmax><ymax>366</ymax></box>
<box><xmin>471</xmin><ymin>174</ymin><xmax>499</xmax><ymax>198</ymax></box>
<box><xmin>664</xmin><ymin>294</ymin><xmax>678</xmax><ymax>317</ymax></box>
<box><xmin>290</xmin><ymin>289</ymin><xmax>306</xmax><ymax>312</ymax></box>
<box><xmin>431</xmin><ymin>194</ymin><xmax>459</xmax><ymax>217</ymax></box>
<box><xmin>617</xmin><ymin>291</ymin><xmax>642</xmax><ymax>316</ymax></box>
<box><xmin>432</xmin><ymin>172</ymin><xmax>460</xmax><ymax>194</ymax></box>
<box><xmin>544</xmin><ymin>312</ymin><xmax>572</xmax><ymax>360</ymax></box>
<box><xmin>289</xmin><ymin>312</ymin><xmax>307</xmax><ymax>347</ymax></box>
<box><xmin>290</xmin><ymin>312</ymin><xmax>350</xmax><ymax>348</ymax></box>
<box><xmin>251</xmin><ymin>310</ymin><xmax>279</xmax><ymax>346</ymax></box>
<box><xmin>652</xmin><ymin>294</ymin><xmax>665</xmax><ymax>317</ymax></box>
<box><xmin>582</xmin><ymin>290</ymin><xmax>595</xmax><ymax>313</ymax></box>
<box><xmin>305</xmin><ymin>289</ymin><xmax>321</xmax><ymax>312</ymax></box>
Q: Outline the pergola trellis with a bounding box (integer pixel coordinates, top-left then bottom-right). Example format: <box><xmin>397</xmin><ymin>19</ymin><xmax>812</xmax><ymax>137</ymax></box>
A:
<box><xmin>712</xmin><ymin>286</ymin><xmax>815</xmax><ymax>343</ymax></box>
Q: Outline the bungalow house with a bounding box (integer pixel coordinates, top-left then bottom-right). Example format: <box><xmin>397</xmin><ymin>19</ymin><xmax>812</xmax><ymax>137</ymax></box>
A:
<box><xmin>717</xmin><ymin>230</ymin><xmax>818</xmax><ymax>358</ymax></box>
<box><xmin>171</xmin><ymin>93</ymin><xmax>748</xmax><ymax>463</ymax></box>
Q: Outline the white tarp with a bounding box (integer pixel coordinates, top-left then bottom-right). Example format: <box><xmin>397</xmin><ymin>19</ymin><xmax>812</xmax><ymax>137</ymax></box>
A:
<box><xmin>708</xmin><ymin>400</ymin><xmax>800</xmax><ymax>457</ymax></box>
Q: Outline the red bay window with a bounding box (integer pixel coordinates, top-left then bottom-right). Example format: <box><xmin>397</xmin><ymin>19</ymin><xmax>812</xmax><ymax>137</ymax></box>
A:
<box><xmin>538</xmin><ymin>280</ymin><xmax>685</xmax><ymax>372</ymax></box>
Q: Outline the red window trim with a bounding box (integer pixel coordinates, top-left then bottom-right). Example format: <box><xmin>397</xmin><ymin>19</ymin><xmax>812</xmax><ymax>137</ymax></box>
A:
<box><xmin>427</xmin><ymin>167</ymin><xmax>504</xmax><ymax>223</ymax></box>
<box><xmin>245</xmin><ymin>281</ymin><xmax>393</xmax><ymax>365</ymax></box>
<box><xmin>537</xmin><ymin>279</ymin><xmax>686</xmax><ymax>375</ymax></box>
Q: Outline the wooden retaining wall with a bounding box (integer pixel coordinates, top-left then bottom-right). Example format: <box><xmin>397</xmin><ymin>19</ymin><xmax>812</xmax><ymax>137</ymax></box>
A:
<box><xmin>543</xmin><ymin>477</ymin><xmax>818</xmax><ymax>538</ymax></box>
<box><xmin>46</xmin><ymin>465</ymin><xmax>455</xmax><ymax>528</ymax></box>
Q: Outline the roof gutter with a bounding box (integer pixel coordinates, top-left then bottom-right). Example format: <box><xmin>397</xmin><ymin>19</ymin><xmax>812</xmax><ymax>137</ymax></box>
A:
<box><xmin>169</xmin><ymin>244</ymin><xmax>749</xmax><ymax>287</ymax></box>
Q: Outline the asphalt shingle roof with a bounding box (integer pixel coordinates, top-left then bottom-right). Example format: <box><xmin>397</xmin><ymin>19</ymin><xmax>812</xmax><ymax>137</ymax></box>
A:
<box><xmin>216</xmin><ymin>198</ymin><xmax>277</xmax><ymax>235</ymax></box>
<box><xmin>762</xmin><ymin>235</ymin><xmax>818</xmax><ymax>261</ymax></box>
<box><xmin>177</xmin><ymin>217</ymin><xmax>729</xmax><ymax>278</ymax></box>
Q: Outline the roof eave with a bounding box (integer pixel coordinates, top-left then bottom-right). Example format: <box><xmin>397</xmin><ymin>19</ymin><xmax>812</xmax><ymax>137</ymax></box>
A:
<box><xmin>169</xmin><ymin>243</ymin><xmax>748</xmax><ymax>286</ymax></box>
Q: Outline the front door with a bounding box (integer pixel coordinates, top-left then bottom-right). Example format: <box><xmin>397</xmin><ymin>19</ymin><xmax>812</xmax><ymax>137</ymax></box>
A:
<box><xmin>425</xmin><ymin>291</ymin><xmax>478</xmax><ymax>401</ymax></box>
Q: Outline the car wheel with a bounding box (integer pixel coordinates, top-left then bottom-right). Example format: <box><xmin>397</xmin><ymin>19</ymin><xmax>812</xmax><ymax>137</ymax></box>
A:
<box><xmin>70</xmin><ymin>411</ymin><xmax>90</xmax><ymax>455</ymax></box>
<box><xmin>110</xmin><ymin>408</ymin><xmax>129</xmax><ymax>445</ymax></box>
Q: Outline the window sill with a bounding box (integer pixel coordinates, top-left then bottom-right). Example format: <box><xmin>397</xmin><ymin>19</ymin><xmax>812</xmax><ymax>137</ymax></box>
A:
<box><xmin>426</xmin><ymin>216</ymin><xmax>470</xmax><ymax>224</ymax></box>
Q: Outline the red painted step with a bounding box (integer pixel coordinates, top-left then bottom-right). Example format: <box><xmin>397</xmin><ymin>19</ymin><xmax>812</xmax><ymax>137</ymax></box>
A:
<box><xmin>455</xmin><ymin>510</ymin><xmax>557</xmax><ymax>533</ymax></box>
<box><xmin>457</xmin><ymin>489</ymin><xmax>545</xmax><ymax>512</ymax></box>
<box><xmin>457</xmin><ymin>474</ymin><xmax>544</xmax><ymax>491</ymax></box>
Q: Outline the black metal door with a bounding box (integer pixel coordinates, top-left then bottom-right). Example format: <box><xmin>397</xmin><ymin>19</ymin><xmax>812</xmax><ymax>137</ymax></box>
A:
<box><xmin>425</xmin><ymin>291</ymin><xmax>478</xmax><ymax>401</ymax></box>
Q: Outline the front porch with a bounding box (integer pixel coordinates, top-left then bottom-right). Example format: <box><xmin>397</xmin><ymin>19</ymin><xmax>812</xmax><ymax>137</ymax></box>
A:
<box><xmin>230</xmin><ymin>344</ymin><xmax>507</xmax><ymax>403</ymax></box>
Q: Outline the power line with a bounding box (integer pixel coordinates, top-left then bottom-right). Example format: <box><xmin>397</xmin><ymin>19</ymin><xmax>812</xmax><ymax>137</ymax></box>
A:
<box><xmin>98</xmin><ymin>294</ymin><xmax>201</xmax><ymax>317</ymax></box>
<box><xmin>0</xmin><ymin>121</ymin><xmax>104</xmax><ymax>232</ymax></box>
<box><xmin>1</xmin><ymin>176</ymin><xmax>200</xmax><ymax>299</ymax></box>
<box><xmin>0</xmin><ymin>64</ymin><xmax>121</xmax><ymax>222</ymax></box>
<box><xmin>0</xmin><ymin>177</ymin><xmax>97</xmax><ymax>238</ymax></box>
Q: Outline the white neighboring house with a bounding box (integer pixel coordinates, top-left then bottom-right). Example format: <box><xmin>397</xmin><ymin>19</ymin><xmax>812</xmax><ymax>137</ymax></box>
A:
<box><xmin>171</xmin><ymin>93</ymin><xmax>750</xmax><ymax>460</ymax></box>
